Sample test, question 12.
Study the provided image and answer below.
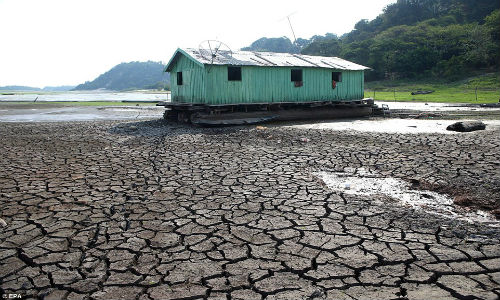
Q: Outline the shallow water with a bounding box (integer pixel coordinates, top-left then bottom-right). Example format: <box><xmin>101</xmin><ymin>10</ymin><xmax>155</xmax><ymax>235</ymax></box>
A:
<box><xmin>292</xmin><ymin>118</ymin><xmax>500</xmax><ymax>134</ymax></box>
<box><xmin>376</xmin><ymin>101</ymin><xmax>500</xmax><ymax>111</ymax></box>
<box><xmin>0</xmin><ymin>91</ymin><xmax>170</xmax><ymax>102</ymax></box>
<box><xmin>0</xmin><ymin>106</ymin><xmax>165</xmax><ymax>122</ymax></box>
<box><xmin>315</xmin><ymin>168</ymin><xmax>499</xmax><ymax>227</ymax></box>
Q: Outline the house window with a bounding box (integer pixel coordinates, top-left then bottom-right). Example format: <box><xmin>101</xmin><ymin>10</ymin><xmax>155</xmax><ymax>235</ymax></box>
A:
<box><xmin>228</xmin><ymin>67</ymin><xmax>242</xmax><ymax>81</ymax></box>
<box><xmin>291</xmin><ymin>69</ymin><xmax>303</xmax><ymax>87</ymax></box>
<box><xmin>332</xmin><ymin>72</ymin><xmax>342</xmax><ymax>82</ymax></box>
<box><xmin>291</xmin><ymin>69</ymin><xmax>303</xmax><ymax>82</ymax></box>
<box><xmin>177</xmin><ymin>72</ymin><xmax>183</xmax><ymax>85</ymax></box>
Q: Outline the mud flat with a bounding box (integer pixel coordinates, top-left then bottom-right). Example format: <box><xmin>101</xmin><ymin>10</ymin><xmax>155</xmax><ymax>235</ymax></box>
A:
<box><xmin>1</xmin><ymin>119</ymin><xmax>499</xmax><ymax>299</ymax></box>
<box><xmin>290</xmin><ymin>118</ymin><xmax>500</xmax><ymax>134</ymax></box>
<box><xmin>0</xmin><ymin>105</ymin><xmax>164</xmax><ymax>122</ymax></box>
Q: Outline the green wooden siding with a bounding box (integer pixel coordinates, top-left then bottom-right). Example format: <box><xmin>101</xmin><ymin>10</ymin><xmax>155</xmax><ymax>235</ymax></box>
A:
<box><xmin>170</xmin><ymin>54</ymin><xmax>364</xmax><ymax>104</ymax></box>
<box><xmin>169</xmin><ymin>55</ymin><xmax>205</xmax><ymax>103</ymax></box>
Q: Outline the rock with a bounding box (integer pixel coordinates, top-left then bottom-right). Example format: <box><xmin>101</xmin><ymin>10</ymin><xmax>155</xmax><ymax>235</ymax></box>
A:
<box><xmin>446</xmin><ymin>121</ymin><xmax>486</xmax><ymax>132</ymax></box>
<box><xmin>0</xmin><ymin>218</ymin><xmax>7</xmax><ymax>227</ymax></box>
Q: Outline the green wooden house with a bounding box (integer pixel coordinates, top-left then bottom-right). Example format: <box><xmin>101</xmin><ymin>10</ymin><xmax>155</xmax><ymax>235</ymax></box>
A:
<box><xmin>164</xmin><ymin>48</ymin><xmax>369</xmax><ymax>105</ymax></box>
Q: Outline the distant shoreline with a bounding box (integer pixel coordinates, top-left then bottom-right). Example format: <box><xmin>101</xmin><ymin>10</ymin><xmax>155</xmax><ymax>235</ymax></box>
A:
<box><xmin>0</xmin><ymin>87</ymin><xmax>171</xmax><ymax>94</ymax></box>
<box><xmin>0</xmin><ymin>91</ymin><xmax>171</xmax><ymax>103</ymax></box>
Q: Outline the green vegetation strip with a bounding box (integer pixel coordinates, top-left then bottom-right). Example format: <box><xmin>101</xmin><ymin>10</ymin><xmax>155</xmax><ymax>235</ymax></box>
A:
<box><xmin>365</xmin><ymin>88</ymin><xmax>499</xmax><ymax>104</ymax></box>
<box><xmin>365</xmin><ymin>74</ymin><xmax>500</xmax><ymax>103</ymax></box>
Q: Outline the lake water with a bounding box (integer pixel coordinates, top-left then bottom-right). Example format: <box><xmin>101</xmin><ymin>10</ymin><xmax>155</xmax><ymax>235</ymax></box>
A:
<box><xmin>0</xmin><ymin>106</ymin><xmax>166</xmax><ymax>122</ymax></box>
<box><xmin>0</xmin><ymin>91</ymin><xmax>171</xmax><ymax>102</ymax></box>
<box><xmin>376</xmin><ymin>101</ymin><xmax>500</xmax><ymax>111</ymax></box>
<box><xmin>1</xmin><ymin>94</ymin><xmax>499</xmax><ymax>125</ymax></box>
<box><xmin>0</xmin><ymin>91</ymin><xmax>170</xmax><ymax>122</ymax></box>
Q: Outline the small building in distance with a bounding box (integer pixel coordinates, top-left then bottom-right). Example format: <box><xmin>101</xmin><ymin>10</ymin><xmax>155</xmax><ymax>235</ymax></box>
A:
<box><xmin>165</xmin><ymin>48</ymin><xmax>369</xmax><ymax>105</ymax></box>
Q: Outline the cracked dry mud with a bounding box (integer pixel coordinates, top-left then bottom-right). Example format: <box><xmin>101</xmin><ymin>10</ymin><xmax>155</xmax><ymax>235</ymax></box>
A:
<box><xmin>1</xmin><ymin>120</ymin><xmax>499</xmax><ymax>300</ymax></box>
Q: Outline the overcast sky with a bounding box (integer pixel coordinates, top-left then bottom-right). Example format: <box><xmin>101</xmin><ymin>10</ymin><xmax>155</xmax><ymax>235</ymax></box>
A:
<box><xmin>0</xmin><ymin>0</ymin><xmax>396</xmax><ymax>88</ymax></box>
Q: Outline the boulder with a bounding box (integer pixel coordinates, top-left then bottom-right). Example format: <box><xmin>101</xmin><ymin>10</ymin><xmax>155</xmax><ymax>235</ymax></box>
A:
<box><xmin>446</xmin><ymin>121</ymin><xmax>486</xmax><ymax>132</ymax></box>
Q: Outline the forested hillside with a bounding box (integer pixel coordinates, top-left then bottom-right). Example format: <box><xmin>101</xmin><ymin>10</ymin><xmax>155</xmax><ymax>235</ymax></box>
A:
<box><xmin>241</xmin><ymin>36</ymin><xmax>319</xmax><ymax>53</ymax></box>
<box><xmin>243</xmin><ymin>0</ymin><xmax>499</xmax><ymax>81</ymax></box>
<box><xmin>73</xmin><ymin>61</ymin><xmax>170</xmax><ymax>91</ymax></box>
<box><xmin>241</xmin><ymin>34</ymin><xmax>338</xmax><ymax>54</ymax></box>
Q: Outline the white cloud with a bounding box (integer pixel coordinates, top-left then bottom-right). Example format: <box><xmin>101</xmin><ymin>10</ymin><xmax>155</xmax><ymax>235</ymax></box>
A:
<box><xmin>0</xmin><ymin>0</ymin><xmax>395</xmax><ymax>87</ymax></box>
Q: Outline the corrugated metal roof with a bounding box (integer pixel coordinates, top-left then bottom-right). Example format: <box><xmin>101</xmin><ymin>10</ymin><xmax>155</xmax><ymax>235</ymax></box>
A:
<box><xmin>165</xmin><ymin>48</ymin><xmax>370</xmax><ymax>71</ymax></box>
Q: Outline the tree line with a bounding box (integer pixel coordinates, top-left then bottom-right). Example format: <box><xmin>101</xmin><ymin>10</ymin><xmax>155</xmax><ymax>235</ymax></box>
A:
<box><xmin>243</xmin><ymin>0</ymin><xmax>499</xmax><ymax>81</ymax></box>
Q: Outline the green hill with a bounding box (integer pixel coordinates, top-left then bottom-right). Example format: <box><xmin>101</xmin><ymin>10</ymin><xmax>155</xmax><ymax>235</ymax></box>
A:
<box><xmin>42</xmin><ymin>86</ymin><xmax>76</xmax><ymax>92</ymax></box>
<box><xmin>73</xmin><ymin>61</ymin><xmax>170</xmax><ymax>91</ymax></box>
<box><xmin>302</xmin><ymin>0</ymin><xmax>499</xmax><ymax>81</ymax></box>
<box><xmin>240</xmin><ymin>34</ymin><xmax>336</xmax><ymax>54</ymax></box>
<box><xmin>243</xmin><ymin>0</ymin><xmax>499</xmax><ymax>82</ymax></box>
<box><xmin>242</xmin><ymin>37</ymin><xmax>301</xmax><ymax>53</ymax></box>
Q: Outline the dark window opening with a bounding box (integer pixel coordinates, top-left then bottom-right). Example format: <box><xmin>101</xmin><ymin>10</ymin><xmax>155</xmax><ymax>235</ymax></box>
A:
<box><xmin>332</xmin><ymin>72</ymin><xmax>342</xmax><ymax>82</ymax></box>
<box><xmin>291</xmin><ymin>69</ymin><xmax>303</xmax><ymax>82</ymax></box>
<box><xmin>228</xmin><ymin>67</ymin><xmax>242</xmax><ymax>81</ymax></box>
<box><xmin>177</xmin><ymin>72</ymin><xmax>183</xmax><ymax>85</ymax></box>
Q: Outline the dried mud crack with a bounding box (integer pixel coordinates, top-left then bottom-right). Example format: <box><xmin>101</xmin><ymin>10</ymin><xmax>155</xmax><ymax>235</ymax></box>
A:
<box><xmin>1</xmin><ymin>120</ymin><xmax>499</xmax><ymax>300</ymax></box>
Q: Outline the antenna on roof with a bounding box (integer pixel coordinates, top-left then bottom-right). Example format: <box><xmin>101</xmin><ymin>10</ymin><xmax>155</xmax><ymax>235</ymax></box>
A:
<box><xmin>279</xmin><ymin>12</ymin><xmax>298</xmax><ymax>45</ymax></box>
<box><xmin>199</xmin><ymin>40</ymin><xmax>232</xmax><ymax>73</ymax></box>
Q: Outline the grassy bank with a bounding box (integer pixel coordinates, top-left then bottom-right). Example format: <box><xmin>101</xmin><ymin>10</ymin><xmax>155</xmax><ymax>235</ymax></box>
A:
<box><xmin>365</xmin><ymin>73</ymin><xmax>500</xmax><ymax>103</ymax></box>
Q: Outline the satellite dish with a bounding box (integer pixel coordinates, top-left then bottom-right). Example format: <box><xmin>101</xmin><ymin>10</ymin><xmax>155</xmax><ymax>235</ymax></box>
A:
<box><xmin>198</xmin><ymin>40</ymin><xmax>232</xmax><ymax>72</ymax></box>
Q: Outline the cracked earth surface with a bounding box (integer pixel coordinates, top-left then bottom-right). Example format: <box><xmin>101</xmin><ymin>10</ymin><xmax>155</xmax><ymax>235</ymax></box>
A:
<box><xmin>1</xmin><ymin>120</ymin><xmax>499</xmax><ymax>300</ymax></box>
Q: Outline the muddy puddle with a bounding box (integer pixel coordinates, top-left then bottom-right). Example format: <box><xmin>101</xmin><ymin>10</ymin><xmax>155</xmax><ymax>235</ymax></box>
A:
<box><xmin>315</xmin><ymin>168</ymin><xmax>499</xmax><ymax>227</ymax></box>
<box><xmin>292</xmin><ymin>118</ymin><xmax>500</xmax><ymax>134</ymax></box>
